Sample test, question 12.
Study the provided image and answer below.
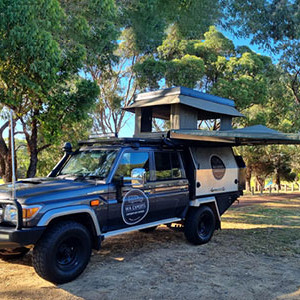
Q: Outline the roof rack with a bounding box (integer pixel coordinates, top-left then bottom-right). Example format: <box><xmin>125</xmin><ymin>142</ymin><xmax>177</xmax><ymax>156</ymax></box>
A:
<box><xmin>78</xmin><ymin>136</ymin><xmax>166</xmax><ymax>147</ymax></box>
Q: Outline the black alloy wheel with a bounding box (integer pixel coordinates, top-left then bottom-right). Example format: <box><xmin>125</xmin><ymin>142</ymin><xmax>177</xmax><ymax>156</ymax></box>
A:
<box><xmin>33</xmin><ymin>221</ymin><xmax>92</xmax><ymax>284</ymax></box>
<box><xmin>184</xmin><ymin>206</ymin><xmax>216</xmax><ymax>245</ymax></box>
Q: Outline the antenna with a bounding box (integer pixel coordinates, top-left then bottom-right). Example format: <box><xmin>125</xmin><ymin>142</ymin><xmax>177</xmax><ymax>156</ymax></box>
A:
<box><xmin>10</xmin><ymin>109</ymin><xmax>16</xmax><ymax>200</ymax></box>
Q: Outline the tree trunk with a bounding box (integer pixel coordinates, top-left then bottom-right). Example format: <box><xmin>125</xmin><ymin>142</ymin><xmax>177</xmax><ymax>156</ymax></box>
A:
<box><xmin>21</xmin><ymin>110</ymin><xmax>39</xmax><ymax>178</ymax></box>
<box><xmin>25</xmin><ymin>115</ymin><xmax>38</xmax><ymax>178</ymax></box>
<box><xmin>26</xmin><ymin>150</ymin><xmax>38</xmax><ymax>178</ymax></box>
<box><xmin>274</xmin><ymin>169</ymin><xmax>281</xmax><ymax>190</ymax></box>
<box><xmin>0</xmin><ymin>154</ymin><xmax>5</xmax><ymax>178</ymax></box>
<box><xmin>3</xmin><ymin>154</ymin><xmax>12</xmax><ymax>183</ymax></box>
<box><xmin>256</xmin><ymin>176</ymin><xmax>265</xmax><ymax>191</ymax></box>
<box><xmin>245</xmin><ymin>167</ymin><xmax>252</xmax><ymax>191</ymax></box>
<box><xmin>0</xmin><ymin>120</ymin><xmax>17</xmax><ymax>183</ymax></box>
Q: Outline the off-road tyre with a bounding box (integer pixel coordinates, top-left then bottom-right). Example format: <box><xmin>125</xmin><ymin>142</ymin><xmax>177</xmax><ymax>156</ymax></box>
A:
<box><xmin>184</xmin><ymin>206</ymin><xmax>216</xmax><ymax>245</ymax></box>
<box><xmin>32</xmin><ymin>221</ymin><xmax>92</xmax><ymax>284</ymax></box>
<box><xmin>139</xmin><ymin>226</ymin><xmax>157</xmax><ymax>233</ymax></box>
<box><xmin>0</xmin><ymin>247</ymin><xmax>30</xmax><ymax>260</ymax></box>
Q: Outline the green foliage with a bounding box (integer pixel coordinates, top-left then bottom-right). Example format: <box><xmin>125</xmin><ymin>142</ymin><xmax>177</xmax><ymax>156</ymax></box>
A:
<box><xmin>165</xmin><ymin>55</ymin><xmax>205</xmax><ymax>88</ymax></box>
<box><xmin>36</xmin><ymin>119</ymin><xmax>93</xmax><ymax>177</ymax></box>
<box><xmin>117</xmin><ymin>0</ymin><xmax>167</xmax><ymax>53</ymax></box>
<box><xmin>0</xmin><ymin>0</ymin><xmax>63</xmax><ymax>103</ymax></box>
<box><xmin>134</xmin><ymin>58</ymin><xmax>166</xmax><ymax>90</ymax></box>
<box><xmin>91</xmin><ymin>1</ymin><xmax>222</xmax><ymax>135</ymax></box>
<box><xmin>61</xmin><ymin>0</ymin><xmax>118</xmax><ymax>68</ymax></box>
<box><xmin>118</xmin><ymin>0</ymin><xmax>221</xmax><ymax>53</ymax></box>
<box><xmin>201</xmin><ymin>26</ymin><xmax>235</xmax><ymax>57</ymax></box>
<box><xmin>157</xmin><ymin>27</ymin><xmax>187</xmax><ymax>60</ymax></box>
<box><xmin>39</xmin><ymin>79</ymin><xmax>99</xmax><ymax>144</ymax></box>
<box><xmin>222</xmin><ymin>0</ymin><xmax>300</xmax><ymax>49</ymax></box>
<box><xmin>0</xmin><ymin>0</ymin><xmax>119</xmax><ymax>179</ymax></box>
<box><xmin>135</xmin><ymin>26</ymin><xmax>273</xmax><ymax>111</ymax></box>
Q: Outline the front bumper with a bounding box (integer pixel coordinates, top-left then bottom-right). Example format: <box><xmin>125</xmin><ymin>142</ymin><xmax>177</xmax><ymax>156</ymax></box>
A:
<box><xmin>0</xmin><ymin>227</ymin><xmax>46</xmax><ymax>249</ymax></box>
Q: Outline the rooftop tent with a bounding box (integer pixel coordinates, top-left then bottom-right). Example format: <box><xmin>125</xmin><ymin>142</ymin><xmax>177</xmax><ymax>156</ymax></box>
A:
<box><xmin>169</xmin><ymin>125</ymin><xmax>300</xmax><ymax>146</ymax></box>
<box><xmin>124</xmin><ymin>86</ymin><xmax>243</xmax><ymax>118</ymax></box>
<box><xmin>124</xmin><ymin>87</ymin><xmax>243</xmax><ymax>134</ymax></box>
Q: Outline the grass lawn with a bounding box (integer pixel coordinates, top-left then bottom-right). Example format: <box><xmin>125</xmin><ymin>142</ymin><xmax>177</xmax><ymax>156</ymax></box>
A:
<box><xmin>222</xmin><ymin>195</ymin><xmax>300</xmax><ymax>256</ymax></box>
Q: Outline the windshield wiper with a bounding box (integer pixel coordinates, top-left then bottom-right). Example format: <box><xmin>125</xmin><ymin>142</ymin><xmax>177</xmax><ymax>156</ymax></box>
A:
<box><xmin>74</xmin><ymin>174</ymin><xmax>104</xmax><ymax>181</ymax></box>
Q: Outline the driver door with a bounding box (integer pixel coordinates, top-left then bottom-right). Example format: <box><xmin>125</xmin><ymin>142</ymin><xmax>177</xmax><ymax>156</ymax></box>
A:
<box><xmin>107</xmin><ymin>150</ymin><xmax>156</xmax><ymax>231</ymax></box>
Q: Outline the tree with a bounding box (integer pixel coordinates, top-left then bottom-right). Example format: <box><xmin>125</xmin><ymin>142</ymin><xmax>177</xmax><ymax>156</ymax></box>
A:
<box><xmin>0</xmin><ymin>0</ymin><xmax>118</xmax><ymax>181</ymax></box>
<box><xmin>222</xmin><ymin>0</ymin><xmax>300</xmax><ymax>50</ymax></box>
<box><xmin>135</xmin><ymin>26</ymin><xmax>274</xmax><ymax>110</ymax></box>
<box><xmin>35</xmin><ymin>119</ymin><xmax>93</xmax><ymax>177</ymax></box>
<box><xmin>134</xmin><ymin>25</ymin><xmax>300</xmax><ymax>187</ymax></box>
<box><xmin>89</xmin><ymin>1</ymin><xmax>223</xmax><ymax>135</ymax></box>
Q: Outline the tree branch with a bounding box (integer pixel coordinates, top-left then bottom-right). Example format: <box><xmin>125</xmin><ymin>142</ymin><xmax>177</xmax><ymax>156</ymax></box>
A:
<box><xmin>0</xmin><ymin>121</ymin><xmax>9</xmax><ymax>135</ymax></box>
<box><xmin>37</xmin><ymin>144</ymin><xmax>51</xmax><ymax>153</ymax></box>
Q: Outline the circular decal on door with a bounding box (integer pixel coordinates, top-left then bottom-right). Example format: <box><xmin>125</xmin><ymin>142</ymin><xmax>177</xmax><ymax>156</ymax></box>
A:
<box><xmin>210</xmin><ymin>155</ymin><xmax>226</xmax><ymax>180</ymax></box>
<box><xmin>121</xmin><ymin>189</ymin><xmax>149</xmax><ymax>225</ymax></box>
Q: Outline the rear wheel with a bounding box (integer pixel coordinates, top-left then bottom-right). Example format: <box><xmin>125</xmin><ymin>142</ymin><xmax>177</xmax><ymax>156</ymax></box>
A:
<box><xmin>0</xmin><ymin>247</ymin><xmax>30</xmax><ymax>260</ymax></box>
<box><xmin>32</xmin><ymin>221</ymin><xmax>92</xmax><ymax>284</ymax></box>
<box><xmin>184</xmin><ymin>206</ymin><xmax>216</xmax><ymax>245</ymax></box>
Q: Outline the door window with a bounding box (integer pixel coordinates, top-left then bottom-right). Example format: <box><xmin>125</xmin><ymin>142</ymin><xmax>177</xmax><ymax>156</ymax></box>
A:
<box><xmin>114</xmin><ymin>152</ymin><xmax>150</xmax><ymax>180</ymax></box>
<box><xmin>154</xmin><ymin>152</ymin><xmax>183</xmax><ymax>180</ymax></box>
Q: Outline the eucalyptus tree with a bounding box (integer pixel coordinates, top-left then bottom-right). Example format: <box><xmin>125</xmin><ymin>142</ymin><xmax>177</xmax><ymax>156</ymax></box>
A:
<box><xmin>0</xmin><ymin>0</ymin><xmax>120</xmax><ymax>181</ymax></box>
<box><xmin>222</xmin><ymin>0</ymin><xmax>299</xmax><ymax>50</ymax></box>
<box><xmin>90</xmin><ymin>0</ymin><xmax>222</xmax><ymax>135</ymax></box>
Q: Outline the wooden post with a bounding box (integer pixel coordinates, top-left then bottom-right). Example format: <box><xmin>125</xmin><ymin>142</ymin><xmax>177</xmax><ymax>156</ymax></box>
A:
<box><xmin>251</xmin><ymin>186</ymin><xmax>254</xmax><ymax>195</ymax></box>
<box><xmin>284</xmin><ymin>184</ymin><xmax>287</xmax><ymax>192</ymax></box>
<box><xmin>292</xmin><ymin>184</ymin><xmax>294</xmax><ymax>192</ymax></box>
<box><xmin>269</xmin><ymin>186</ymin><xmax>272</xmax><ymax>194</ymax></box>
<box><xmin>260</xmin><ymin>185</ymin><xmax>263</xmax><ymax>195</ymax></box>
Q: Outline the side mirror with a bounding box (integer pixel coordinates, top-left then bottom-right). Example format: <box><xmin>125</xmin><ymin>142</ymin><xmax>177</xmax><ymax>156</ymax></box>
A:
<box><xmin>131</xmin><ymin>168</ymin><xmax>146</xmax><ymax>187</ymax></box>
<box><xmin>123</xmin><ymin>168</ymin><xmax>146</xmax><ymax>188</ymax></box>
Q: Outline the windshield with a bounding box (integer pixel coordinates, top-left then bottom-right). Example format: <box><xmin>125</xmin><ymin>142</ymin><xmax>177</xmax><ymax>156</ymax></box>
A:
<box><xmin>59</xmin><ymin>149</ymin><xmax>118</xmax><ymax>179</ymax></box>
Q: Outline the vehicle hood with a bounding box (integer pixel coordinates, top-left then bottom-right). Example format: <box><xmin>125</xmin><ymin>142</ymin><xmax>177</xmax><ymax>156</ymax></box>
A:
<box><xmin>0</xmin><ymin>177</ymin><xmax>109</xmax><ymax>205</ymax></box>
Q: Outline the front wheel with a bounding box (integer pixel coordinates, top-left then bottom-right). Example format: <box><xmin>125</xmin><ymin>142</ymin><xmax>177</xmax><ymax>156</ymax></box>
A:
<box><xmin>32</xmin><ymin>221</ymin><xmax>92</xmax><ymax>284</ymax></box>
<box><xmin>184</xmin><ymin>206</ymin><xmax>216</xmax><ymax>245</ymax></box>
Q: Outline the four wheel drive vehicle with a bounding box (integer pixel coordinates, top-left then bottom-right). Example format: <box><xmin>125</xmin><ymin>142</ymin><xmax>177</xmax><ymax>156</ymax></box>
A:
<box><xmin>0</xmin><ymin>138</ymin><xmax>245</xmax><ymax>283</ymax></box>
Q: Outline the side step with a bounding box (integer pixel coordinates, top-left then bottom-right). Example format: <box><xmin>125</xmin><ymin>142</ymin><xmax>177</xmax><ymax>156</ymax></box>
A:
<box><xmin>102</xmin><ymin>218</ymin><xmax>182</xmax><ymax>238</ymax></box>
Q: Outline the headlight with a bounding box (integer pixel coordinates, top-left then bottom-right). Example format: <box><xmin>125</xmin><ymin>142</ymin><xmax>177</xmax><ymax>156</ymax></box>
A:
<box><xmin>3</xmin><ymin>204</ymin><xmax>42</xmax><ymax>225</ymax></box>
<box><xmin>22</xmin><ymin>206</ymin><xmax>41</xmax><ymax>221</ymax></box>
<box><xmin>4</xmin><ymin>204</ymin><xmax>18</xmax><ymax>225</ymax></box>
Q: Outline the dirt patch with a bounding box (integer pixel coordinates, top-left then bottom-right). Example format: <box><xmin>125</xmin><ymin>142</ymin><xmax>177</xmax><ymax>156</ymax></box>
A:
<box><xmin>0</xmin><ymin>194</ymin><xmax>299</xmax><ymax>300</ymax></box>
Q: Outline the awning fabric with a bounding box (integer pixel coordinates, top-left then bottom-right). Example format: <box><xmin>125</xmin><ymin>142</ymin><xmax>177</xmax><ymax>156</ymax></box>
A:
<box><xmin>169</xmin><ymin>125</ymin><xmax>300</xmax><ymax>146</ymax></box>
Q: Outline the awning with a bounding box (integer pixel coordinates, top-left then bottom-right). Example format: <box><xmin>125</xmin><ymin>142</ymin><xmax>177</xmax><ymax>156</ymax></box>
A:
<box><xmin>169</xmin><ymin>125</ymin><xmax>300</xmax><ymax>146</ymax></box>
